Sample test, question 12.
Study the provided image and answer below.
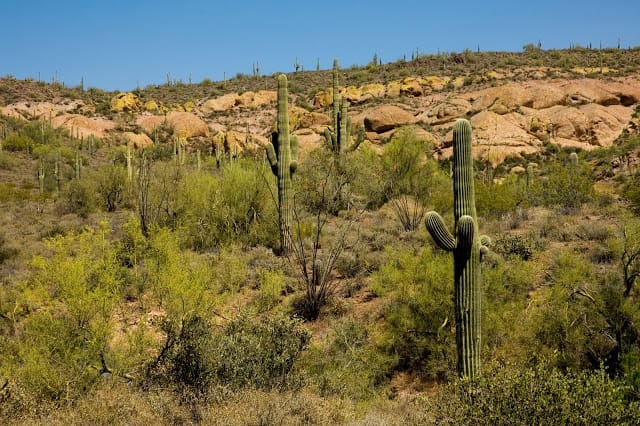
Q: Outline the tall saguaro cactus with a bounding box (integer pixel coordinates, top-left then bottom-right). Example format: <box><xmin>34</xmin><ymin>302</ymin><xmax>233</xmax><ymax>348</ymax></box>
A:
<box><xmin>323</xmin><ymin>59</ymin><xmax>363</xmax><ymax>154</ymax></box>
<box><xmin>425</xmin><ymin>119</ymin><xmax>488</xmax><ymax>379</ymax></box>
<box><xmin>267</xmin><ymin>74</ymin><xmax>298</xmax><ymax>253</ymax></box>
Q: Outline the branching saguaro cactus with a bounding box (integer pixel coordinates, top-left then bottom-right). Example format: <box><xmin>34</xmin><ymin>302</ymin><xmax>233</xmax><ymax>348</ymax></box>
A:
<box><xmin>425</xmin><ymin>119</ymin><xmax>489</xmax><ymax>379</ymax></box>
<box><xmin>267</xmin><ymin>74</ymin><xmax>298</xmax><ymax>253</ymax></box>
<box><xmin>323</xmin><ymin>59</ymin><xmax>363</xmax><ymax>155</ymax></box>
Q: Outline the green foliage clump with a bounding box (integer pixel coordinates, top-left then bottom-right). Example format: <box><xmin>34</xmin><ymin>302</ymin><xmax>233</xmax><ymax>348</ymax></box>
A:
<box><xmin>176</xmin><ymin>160</ymin><xmax>276</xmax><ymax>250</ymax></box>
<box><xmin>530</xmin><ymin>160</ymin><xmax>595</xmax><ymax>211</ymax></box>
<box><xmin>152</xmin><ymin>312</ymin><xmax>310</xmax><ymax>394</ymax></box>
<box><xmin>425</xmin><ymin>362</ymin><xmax>639</xmax><ymax>425</ymax></box>
<box><xmin>371</xmin><ymin>247</ymin><xmax>454</xmax><ymax>379</ymax></box>
<box><xmin>62</xmin><ymin>178</ymin><xmax>96</xmax><ymax>217</ymax></box>
<box><xmin>95</xmin><ymin>163</ymin><xmax>128</xmax><ymax>212</ymax></box>
<box><xmin>3</xmin><ymin>223</ymin><xmax>121</xmax><ymax>403</ymax></box>
<box><xmin>2</xmin><ymin>133</ymin><xmax>35</xmax><ymax>152</ymax></box>
<box><xmin>302</xmin><ymin>318</ymin><xmax>393</xmax><ymax>400</ymax></box>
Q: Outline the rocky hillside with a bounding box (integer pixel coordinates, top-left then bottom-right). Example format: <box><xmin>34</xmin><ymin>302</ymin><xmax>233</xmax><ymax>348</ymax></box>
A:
<box><xmin>2</xmin><ymin>48</ymin><xmax>640</xmax><ymax>166</ymax></box>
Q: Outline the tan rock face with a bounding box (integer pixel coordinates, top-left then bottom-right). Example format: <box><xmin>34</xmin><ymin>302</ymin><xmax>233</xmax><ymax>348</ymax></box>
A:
<box><xmin>136</xmin><ymin>115</ymin><xmax>166</xmax><ymax>133</ymax></box>
<box><xmin>51</xmin><ymin>114</ymin><xmax>116</xmax><ymax>139</ymax></box>
<box><xmin>363</xmin><ymin>105</ymin><xmax>417</xmax><ymax>132</ymax></box>
<box><xmin>166</xmin><ymin>112</ymin><xmax>209</xmax><ymax>138</ymax></box>
<box><xmin>1</xmin><ymin>100</ymin><xmax>86</xmax><ymax>120</ymax></box>
<box><xmin>202</xmin><ymin>93</ymin><xmax>238</xmax><ymax>113</ymax></box>
<box><xmin>236</xmin><ymin>91</ymin><xmax>276</xmax><ymax>108</ymax></box>
<box><xmin>298</xmin><ymin>112</ymin><xmax>331</xmax><ymax>129</ymax></box>
<box><xmin>426</xmin><ymin>76</ymin><xmax>640</xmax><ymax>161</ymax></box>
<box><xmin>123</xmin><ymin>132</ymin><xmax>153</xmax><ymax>148</ymax></box>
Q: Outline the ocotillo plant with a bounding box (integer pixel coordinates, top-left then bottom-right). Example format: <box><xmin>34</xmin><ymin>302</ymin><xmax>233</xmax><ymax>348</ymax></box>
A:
<box><xmin>267</xmin><ymin>74</ymin><xmax>298</xmax><ymax>253</ymax></box>
<box><xmin>425</xmin><ymin>119</ymin><xmax>489</xmax><ymax>379</ymax></box>
<box><xmin>323</xmin><ymin>59</ymin><xmax>363</xmax><ymax>155</ymax></box>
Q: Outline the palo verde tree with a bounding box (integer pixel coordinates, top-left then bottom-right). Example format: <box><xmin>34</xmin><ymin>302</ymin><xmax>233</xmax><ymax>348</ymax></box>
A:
<box><xmin>425</xmin><ymin>119</ymin><xmax>489</xmax><ymax>379</ymax></box>
<box><xmin>267</xmin><ymin>74</ymin><xmax>298</xmax><ymax>253</ymax></box>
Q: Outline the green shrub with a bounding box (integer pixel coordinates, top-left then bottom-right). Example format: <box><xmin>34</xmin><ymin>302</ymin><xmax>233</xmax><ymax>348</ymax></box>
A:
<box><xmin>61</xmin><ymin>178</ymin><xmax>96</xmax><ymax>217</ymax></box>
<box><xmin>371</xmin><ymin>246</ymin><xmax>455</xmax><ymax>379</ymax></box>
<box><xmin>2</xmin><ymin>133</ymin><xmax>35</xmax><ymax>152</ymax></box>
<box><xmin>530</xmin><ymin>160</ymin><xmax>594</xmax><ymax>211</ymax></box>
<box><xmin>302</xmin><ymin>318</ymin><xmax>393</xmax><ymax>400</ymax></box>
<box><xmin>424</xmin><ymin>362</ymin><xmax>639</xmax><ymax>425</ymax></box>
<box><xmin>4</xmin><ymin>224</ymin><xmax>121</xmax><ymax>403</ymax></box>
<box><xmin>151</xmin><ymin>312</ymin><xmax>310</xmax><ymax>394</ymax></box>
<box><xmin>95</xmin><ymin>163</ymin><xmax>128</xmax><ymax>212</ymax></box>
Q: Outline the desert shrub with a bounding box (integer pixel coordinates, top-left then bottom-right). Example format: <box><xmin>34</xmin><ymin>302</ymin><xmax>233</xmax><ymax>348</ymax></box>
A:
<box><xmin>145</xmin><ymin>228</ymin><xmax>217</xmax><ymax>321</ymax></box>
<box><xmin>176</xmin><ymin>160</ymin><xmax>275</xmax><ymax>250</ymax></box>
<box><xmin>475</xmin><ymin>174</ymin><xmax>524</xmax><ymax>218</ymax></box>
<box><xmin>524</xmin><ymin>250</ymin><xmax>637</xmax><ymax>372</ymax></box>
<box><xmin>371</xmin><ymin>246</ymin><xmax>455</xmax><ymax>379</ymax></box>
<box><xmin>380</xmin><ymin>128</ymin><xmax>439</xmax><ymax>230</ymax></box>
<box><xmin>0</xmin><ymin>234</ymin><xmax>18</xmax><ymax>263</ymax></box>
<box><xmin>95</xmin><ymin>163</ymin><xmax>128</xmax><ymax>212</ymax></box>
<box><xmin>424</xmin><ymin>362</ymin><xmax>639</xmax><ymax>425</ymax></box>
<box><xmin>493</xmin><ymin>233</ymin><xmax>536</xmax><ymax>260</ymax></box>
<box><xmin>302</xmin><ymin>318</ymin><xmax>393</xmax><ymax>400</ymax></box>
<box><xmin>621</xmin><ymin>173</ymin><xmax>640</xmax><ymax>214</ymax></box>
<box><xmin>61</xmin><ymin>177</ymin><xmax>96</xmax><ymax>217</ymax></box>
<box><xmin>255</xmin><ymin>269</ymin><xmax>284</xmax><ymax>311</ymax></box>
<box><xmin>482</xmin><ymin>259</ymin><xmax>537</xmax><ymax>359</ymax></box>
<box><xmin>530</xmin><ymin>160</ymin><xmax>594</xmax><ymax>211</ymax></box>
<box><xmin>2</xmin><ymin>133</ymin><xmax>35</xmax><ymax>152</ymax></box>
<box><xmin>151</xmin><ymin>312</ymin><xmax>310</xmax><ymax>394</ymax></box>
<box><xmin>211</xmin><ymin>313</ymin><xmax>310</xmax><ymax>390</ymax></box>
<box><xmin>0</xmin><ymin>151</ymin><xmax>18</xmax><ymax>169</ymax></box>
<box><xmin>3</xmin><ymin>224</ymin><xmax>122</xmax><ymax>404</ymax></box>
<box><xmin>348</xmin><ymin>145</ymin><xmax>386</xmax><ymax>209</ymax></box>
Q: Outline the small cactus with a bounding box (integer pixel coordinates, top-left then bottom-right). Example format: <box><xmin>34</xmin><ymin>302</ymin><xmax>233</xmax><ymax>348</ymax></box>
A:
<box><xmin>38</xmin><ymin>159</ymin><xmax>45</xmax><ymax>194</ymax></box>
<box><xmin>126</xmin><ymin>143</ymin><xmax>133</xmax><ymax>182</ymax></box>
<box><xmin>425</xmin><ymin>119</ymin><xmax>489</xmax><ymax>379</ymax></box>
<box><xmin>569</xmin><ymin>151</ymin><xmax>579</xmax><ymax>165</ymax></box>
<box><xmin>266</xmin><ymin>74</ymin><xmax>298</xmax><ymax>253</ymax></box>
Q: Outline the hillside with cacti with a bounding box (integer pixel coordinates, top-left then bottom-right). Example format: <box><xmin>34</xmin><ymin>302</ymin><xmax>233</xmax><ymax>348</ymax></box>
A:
<box><xmin>2</xmin><ymin>47</ymin><xmax>640</xmax><ymax>424</ymax></box>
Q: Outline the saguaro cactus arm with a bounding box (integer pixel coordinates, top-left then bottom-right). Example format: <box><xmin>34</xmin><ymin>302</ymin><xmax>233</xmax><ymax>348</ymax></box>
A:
<box><xmin>456</xmin><ymin>215</ymin><xmax>475</xmax><ymax>249</ymax></box>
<box><xmin>425</xmin><ymin>211</ymin><xmax>456</xmax><ymax>251</ymax></box>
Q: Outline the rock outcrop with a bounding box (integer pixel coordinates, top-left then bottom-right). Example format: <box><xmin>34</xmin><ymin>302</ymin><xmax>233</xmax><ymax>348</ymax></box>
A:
<box><xmin>363</xmin><ymin>105</ymin><xmax>417</xmax><ymax>133</ymax></box>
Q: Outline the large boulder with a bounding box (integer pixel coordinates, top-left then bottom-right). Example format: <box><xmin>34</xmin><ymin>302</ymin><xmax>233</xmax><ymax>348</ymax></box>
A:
<box><xmin>123</xmin><ymin>132</ymin><xmax>153</xmax><ymax>148</ymax></box>
<box><xmin>363</xmin><ymin>105</ymin><xmax>417</xmax><ymax>133</ymax></box>
<box><xmin>166</xmin><ymin>112</ymin><xmax>209</xmax><ymax>138</ymax></box>
<box><xmin>400</xmin><ymin>77</ymin><xmax>423</xmax><ymax>96</ymax></box>
<box><xmin>136</xmin><ymin>115</ymin><xmax>166</xmax><ymax>133</ymax></box>
<box><xmin>440</xmin><ymin>110</ymin><xmax>541</xmax><ymax>165</ymax></box>
<box><xmin>51</xmin><ymin>114</ymin><xmax>116</xmax><ymax>139</ymax></box>
<box><xmin>201</xmin><ymin>93</ymin><xmax>238</xmax><ymax>113</ymax></box>
<box><xmin>110</xmin><ymin>92</ymin><xmax>142</xmax><ymax>112</ymax></box>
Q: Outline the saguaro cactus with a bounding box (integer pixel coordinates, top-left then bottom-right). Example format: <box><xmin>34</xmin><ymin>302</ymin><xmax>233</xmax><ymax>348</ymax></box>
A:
<box><xmin>425</xmin><ymin>119</ymin><xmax>488</xmax><ymax>379</ymax></box>
<box><xmin>323</xmin><ymin>59</ymin><xmax>363</xmax><ymax>154</ymax></box>
<box><xmin>267</xmin><ymin>74</ymin><xmax>298</xmax><ymax>253</ymax></box>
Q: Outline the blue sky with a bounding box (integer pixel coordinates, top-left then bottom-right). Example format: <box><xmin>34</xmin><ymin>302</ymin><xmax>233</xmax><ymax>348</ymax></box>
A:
<box><xmin>1</xmin><ymin>0</ymin><xmax>639</xmax><ymax>91</ymax></box>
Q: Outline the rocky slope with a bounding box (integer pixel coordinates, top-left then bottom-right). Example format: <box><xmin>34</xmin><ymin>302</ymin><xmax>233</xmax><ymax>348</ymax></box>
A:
<box><xmin>2</xmin><ymin>65</ymin><xmax>639</xmax><ymax>165</ymax></box>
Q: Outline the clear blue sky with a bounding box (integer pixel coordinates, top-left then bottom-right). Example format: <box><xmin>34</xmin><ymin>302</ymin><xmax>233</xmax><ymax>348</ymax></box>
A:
<box><xmin>1</xmin><ymin>0</ymin><xmax>638</xmax><ymax>92</ymax></box>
